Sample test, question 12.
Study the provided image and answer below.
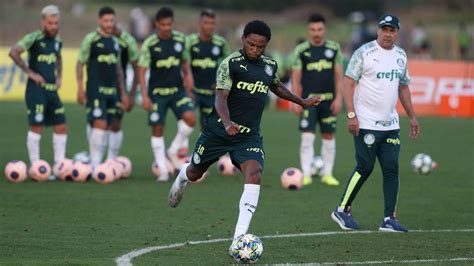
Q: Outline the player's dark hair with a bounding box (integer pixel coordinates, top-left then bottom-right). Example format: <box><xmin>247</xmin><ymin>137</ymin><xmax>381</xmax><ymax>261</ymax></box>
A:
<box><xmin>243</xmin><ymin>20</ymin><xmax>271</xmax><ymax>41</ymax></box>
<box><xmin>200</xmin><ymin>9</ymin><xmax>216</xmax><ymax>19</ymax></box>
<box><xmin>98</xmin><ymin>6</ymin><xmax>115</xmax><ymax>18</ymax></box>
<box><xmin>155</xmin><ymin>7</ymin><xmax>174</xmax><ymax>21</ymax></box>
<box><xmin>308</xmin><ymin>13</ymin><xmax>325</xmax><ymax>24</ymax></box>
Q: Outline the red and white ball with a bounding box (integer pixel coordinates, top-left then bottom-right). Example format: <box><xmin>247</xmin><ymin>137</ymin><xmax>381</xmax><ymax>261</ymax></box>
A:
<box><xmin>71</xmin><ymin>161</ymin><xmax>93</xmax><ymax>182</ymax></box>
<box><xmin>4</xmin><ymin>160</ymin><xmax>28</xmax><ymax>183</ymax></box>
<box><xmin>53</xmin><ymin>159</ymin><xmax>74</xmax><ymax>181</ymax></box>
<box><xmin>105</xmin><ymin>159</ymin><xmax>123</xmax><ymax>180</ymax></box>
<box><xmin>217</xmin><ymin>156</ymin><xmax>238</xmax><ymax>176</ymax></box>
<box><xmin>115</xmin><ymin>156</ymin><xmax>132</xmax><ymax>178</ymax></box>
<box><xmin>29</xmin><ymin>160</ymin><xmax>51</xmax><ymax>182</ymax></box>
<box><xmin>93</xmin><ymin>163</ymin><xmax>115</xmax><ymax>184</ymax></box>
<box><xmin>281</xmin><ymin>167</ymin><xmax>303</xmax><ymax>190</ymax></box>
<box><xmin>151</xmin><ymin>160</ymin><xmax>175</xmax><ymax>177</ymax></box>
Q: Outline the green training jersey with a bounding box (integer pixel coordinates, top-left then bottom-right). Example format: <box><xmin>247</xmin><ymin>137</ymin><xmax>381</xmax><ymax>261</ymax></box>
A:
<box><xmin>186</xmin><ymin>33</ymin><xmax>229</xmax><ymax>93</ymax></box>
<box><xmin>116</xmin><ymin>30</ymin><xmax>139</xmax><ymax>82</ymax></box>
<box><xmin>291</xmin><ymin>40</ymin><xmax>343</xmax><ymax>97</ymax></box>
<box><xmin>17</xmin><ymin>30</ymin><xmax>62</xmax><ymax>89</ymax></box>
<box><xmin>138</xmin><ymin>31</ymin><xmax>189</xmax><ymax>96</ymax></box>
<box><xmin>78</xmin><ymin>30</ymin><xmax>121</xmax><ymax>94</ymax></box>
<box><xmin>206</xmin><ymin>50</ymin><xmax>280</xmax><ymax>136</ymax></box>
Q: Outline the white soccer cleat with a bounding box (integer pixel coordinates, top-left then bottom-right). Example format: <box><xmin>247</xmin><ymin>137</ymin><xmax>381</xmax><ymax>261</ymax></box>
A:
<box><xmin>168</xmin><ymin>176</ymin><xmax>188</xmax><ymax>208</ymax></box>
<box><xmin>157</xmin><ymin>173</ymin><xmax>170</xmax><ymax>182</ymax></box>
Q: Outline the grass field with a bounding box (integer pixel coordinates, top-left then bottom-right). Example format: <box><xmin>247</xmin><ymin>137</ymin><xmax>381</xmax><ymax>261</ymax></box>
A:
<box><xmin>1</xmin><ymin>101</ymin><xmax>473</xmax><ymax>265</ymax></box>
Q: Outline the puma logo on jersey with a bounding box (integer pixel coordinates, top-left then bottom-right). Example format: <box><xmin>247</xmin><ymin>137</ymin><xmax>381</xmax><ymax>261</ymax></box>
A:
<box><xmin>303</xmin><ymin>52</ymin><xmax>311</xmax><ymax>57</ymax></box>
<box><xmin>192</xmin><ymin>47</ymin><xmax>200</xmax><ymax>53</ymax></box>
<box><xmin>97</xmin><ymin>43</ymin><xmax>104</xmax><ymax>48</ymax></box>
<box><xmin>40</xmin><ymin>42</ymin><xmax>46</xmax><ymax>48</ymax></box>
<box><xmin>373</xmin><ymin>58</ymin><xmax>380</xmax><ymax>63</ymax></box>
<box><xmin>240</xmin><ymin>64</ymin><xmax>248</xmax><ymax>71</ymax></box>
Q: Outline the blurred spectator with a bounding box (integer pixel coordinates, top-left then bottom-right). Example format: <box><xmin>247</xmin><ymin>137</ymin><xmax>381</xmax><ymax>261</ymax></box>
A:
<box><xmin>350</xmin><ymin>19</ymin><xmax>377</xmax><ymax>52</ymax></box>
<box><xmin>411</xmin><ymin>22</ymin><xmax>431</xmax><ymax>60</ymax></box>
<box><xmin>129</xmin><ymin>8</ymin><xmax>151</xmax><ymax>44</ymax></box>
<box><xmin>458</xmin><ymin>22</ymin><xmax>470</xmax><ymax>60</ymax></box>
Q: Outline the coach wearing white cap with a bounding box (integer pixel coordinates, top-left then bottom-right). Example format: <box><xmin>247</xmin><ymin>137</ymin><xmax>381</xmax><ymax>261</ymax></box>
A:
<box><xmin>331</xmin><ymin>14</ymin><xmax>419</xmax><ymax>232</ymax></box>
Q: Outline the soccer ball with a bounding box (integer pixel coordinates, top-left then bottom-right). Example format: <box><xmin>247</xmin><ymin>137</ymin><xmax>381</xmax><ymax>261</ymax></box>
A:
<box><xmin>411</xmin><ymin>153</ymin><xmax>437</xmax><ymax>175</ymax></box>
<box><xmin>217</xmin><ymin>155</ymin><xmax>238</xmax><ymax>176</ymax></box>
<box><xmin>72</xmin><ymin>151</ymin><xmax>91</xmax><ymax>164</ymax></box>
<box><xmin>230</xmin><ymin>234</ymin><xmax>264</xmax><ymax>264</ymax></box>
<box><xmin>281</xmin><ymin>167</ymin><xmax>303</xmax><ymax>190</ymax></box>
<box><xmin>115</xmin><ymin>156</ymin><xmax>132</xmax><ymax>178</ymax></box>
<box><xmin>177</xmin><ymin>147</ymin><xmax>190</xmax><ymax>167</ymax></box>
<box><xmin>93</xmin><ymin>163</ymin><xmax>116</xmax><ymax>184</ymax></box>
<box><xmin>4</xmin><ymin>160</ymin><xmax>28</xmax><ymax>183</ymax></box>
<box><xmin>105</xmin><ymin>159</ymin><xmax>123</xmax><ymax>180</ymax></box>
<box><xmin>310</xmin><ymin>155</ymin><xmax>324</xmax><ymax>177</ymax></box>
<box><xmin>151</xmin><ymin>160</ymin><xmax>175</xmax><ymax>177</ymax></box>
<box><xmin>71</xmin><ymin>161</ymin><xmax>93</xmax><ymax>182</ymax></box>
<box><xmin>29</xmin><ymin>160</ymin><xmax>51</xmax><ymax>182</ymax></box>
<box><xmin>53</xmin><ymin>159</ymin><xmax>74</xmax><ymax>181</ymax></box>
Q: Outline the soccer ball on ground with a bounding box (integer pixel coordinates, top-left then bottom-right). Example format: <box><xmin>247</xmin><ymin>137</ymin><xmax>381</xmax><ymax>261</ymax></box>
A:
<box><xmin>72</xmin><ymin>151</ymin><xmax>91</xmax><ymax>164</ymax></box>
<box><xmin>281</xmin><ymin>167</ymin><xmax>303</xmax><ymax>190</ymax></box>
<box><xmin>71</xmin><ymin>161</ymin><xmax>93</xmax><ymax>182</ymax></box>
<box><xmin>411</xmin><ymin>153</ymin><xmax>437</xmax><ymax>175</ymax></box>
<box><xmin>115</xmin><ymin>156</ymin><xmax>132</xmax><ymax>178</ymax></box>
<box><xmin>230</xmin><ymin>234</ymin><xmax>264</xmax><ymax>264</ymax></box>
<box><xmin>105</xmin><ymin>159</ymin><xmax>123</xmax><ymax>180</ymax></box>
<box><xmin>29</xmin><ymin>160</ymin><xmax>51</xmax><ymax>182</ymax></box>
<box><xmin>151</xmin><ymin>160</ymin><xmax>175</xmax><ymax>177</ymax></box>
<box><xmin>93</xmin><ymin>163</ymin><xmax>116</xmax><ymax>184</ymax></box>
<box><xmin>4</xmin><ymin>160</ymin><xmax>28</xmax><ymax>183</ymax></box>
<box><xmin>310</xmin><ymin>155</ymin><xmax>324</xmax><ymax>177</ymax></box>
<box><xmin>217</xmin><ymin>155</ymin><xmax>238</xmax><ymax>176</ymax></box>
<box><xmin>53</xmin><ymin>158</ymin><xmax>74</xmax><ymax>181</ymax></box>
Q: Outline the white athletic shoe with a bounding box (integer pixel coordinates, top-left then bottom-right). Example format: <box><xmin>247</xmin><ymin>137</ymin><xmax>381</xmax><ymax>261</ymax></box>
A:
<box><xmin>167</xmin><ymin>149</ymin><xmax>181</xmax><ymax>169</ymax></box>
<box><xmin>168</xmin><ymin>176</ymin><xmax>188</xmax><ymax>208</ymax></box>
<box><xmin>157</xmin><ymin>173</ymin><xmax>170</xmax><ymax>182</ymax></box>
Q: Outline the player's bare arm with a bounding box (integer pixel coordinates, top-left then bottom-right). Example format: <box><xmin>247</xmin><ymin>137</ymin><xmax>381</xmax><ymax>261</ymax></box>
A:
<box><xmin>215</xmin><ymin>89</ymin><xmax>239</xmax><ymax>136</ymax></box>
<box><xmin>126</xmin><ymin>60</ymin><xmax>139</xmax><ymax>112</ymax></box>
<box><xmin>331</xmin><ymin>63</ymin><xmax>343</xmax><ymax>114</ymax></box>
<box><xmin>56</xmin><ymin>54</ymin><xmax>62</xmax><ymax>89</ymax></box>
<box><xmin>342</xmin><ymin>76</ymin><xmax>359</xmax><ymax>136</ymax></box>
<box><xmin>138</xmin><ymin>66</ymin><xmax>151</xmax><ymax>111</ymax></box>
<box><xmin>290</xmin><ymin>68</ymin><xmax>303</xmax><ymax>114</ymax></box>
<box><xmin>9</xmin><ymin>45</ymin><xmax>45</xmax><ymax>86</ymax></box>
<box><xmin>270</xmin><ymin>81</ymin><xmax>321</xmax><ymax>108</ymax></box>
<box><xmin>181</xmin><ymin>59</ymin><xmax>195</xmax><ymax>101</ymax></box>
<box><xmin>116</xmin><ymin>61</ymin><xmax>129</xmax><ymax>111</ymax></box>
<box><xmin>399</xmin><ymin>84</ymin><xmax>420</xmax><ymax>139</ymax></box>
<box><xmin>76</xmin><ymin>62</ymin><xmax>86</xmax><ymax>105</ymax></box>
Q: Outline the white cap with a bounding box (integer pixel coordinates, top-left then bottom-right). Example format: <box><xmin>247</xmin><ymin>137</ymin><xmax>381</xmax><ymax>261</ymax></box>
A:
<box><xmin>41</xmin><ymin>5</ymin><xmax>60</xmax><ymax>17</ymax></box>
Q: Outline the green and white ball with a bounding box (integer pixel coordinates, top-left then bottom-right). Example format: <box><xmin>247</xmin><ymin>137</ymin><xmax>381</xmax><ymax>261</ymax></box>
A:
<box><xmin>230</xmin><ymin>234</ymin><xmax>263</xmax><ymax>264</ymax></box>
<box><xmin>310</xmin><ymin>155</ymin><xmax>324</xmax><ymax>177</ymax></box>
<box><xmin>411</xmin><ymin>153</ymin><xmax>436</xmax><ymax>175</ymax></box>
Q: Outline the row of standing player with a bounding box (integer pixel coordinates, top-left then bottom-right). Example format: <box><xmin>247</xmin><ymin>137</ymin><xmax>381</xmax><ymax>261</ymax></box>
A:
<box><xmin>9</xmin><ymin>6</ymin><xmax>342</xmax><ymax>187</ymax></box>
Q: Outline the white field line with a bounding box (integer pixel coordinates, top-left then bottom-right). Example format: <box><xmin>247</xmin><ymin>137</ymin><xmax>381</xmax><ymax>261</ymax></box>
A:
<box><xmin>274</xmin><ymin>257</ymin><xmax>474</xmax><ymax>265</ymax></box>
<box><xmin>115</xmin><ymin>228</ymin><xmax>474</xmax><ymax>266</ymax></box>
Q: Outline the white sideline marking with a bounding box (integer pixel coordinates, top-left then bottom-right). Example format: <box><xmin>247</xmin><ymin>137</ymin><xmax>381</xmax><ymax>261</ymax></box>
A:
<box><xmin>115</xmin><ymin>229</ymin><xmax>474</xmax><ymax>266</ymax></box>
<box><xmin>275</xmin><ymin>257</ymin><xmax>474</xmax><ymax>265</ymax></box>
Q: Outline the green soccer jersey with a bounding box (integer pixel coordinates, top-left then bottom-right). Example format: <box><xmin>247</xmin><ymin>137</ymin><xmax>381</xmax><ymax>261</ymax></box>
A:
<box><xmin>78</xmin><ymin>30</ymin><xmax>121</xmax><ymax>94</ymax></box>
<box><xmin>138</xmin><ymin>31</ymin><xmax>189</xmax><ymax>96</ymax></box>
<box><xmin>186</xmin><ymin>33</ymin><xmax>229</xmax><ymax>92</ymax></box>
<box><xmin>206</xmin><ymin>50</ymin><xmax>280</xmax><ymax>136</ymax></box>
<box><xmin>116</xmin><ymin>30</ymin><xmax>139</xmax><ymax>81</ymax></box>
<box><xmin>291</xmin><ymin>40</ymin><xmax>343</xmax><ymax>97</ymax></box>
<box><xmin>17</xmin><ymin>30</ymin><xmax>62</xmax><ymax>89</ymax></box>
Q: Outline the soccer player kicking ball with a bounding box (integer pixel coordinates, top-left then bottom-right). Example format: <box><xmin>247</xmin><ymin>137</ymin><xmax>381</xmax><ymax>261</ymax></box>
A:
<box><xmin>331</xmin><ymin>14</ymin><xmax>419</xmax><ymax>232</ymax></box>
<box><xmin>9</xmin><ymin>5</ymin><xmax>67</xmax><ymax>165</ymax></box>
<box><xmin>168</xmin><ymin>20</ymin><xmax>321</xmax><ymax>251</ymax></box>
<box><xmin>76</xmin><ymin>7</ymin><xmax>129</xmax><ymax>168</ymax></box>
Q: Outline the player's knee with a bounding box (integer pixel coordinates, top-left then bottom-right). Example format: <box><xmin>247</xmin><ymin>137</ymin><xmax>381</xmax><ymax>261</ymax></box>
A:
<box><xmin>182</xmin><ymin>112</ymin><xmax>196</xmax><ymax>127</ymax></box>
<box><xmin>152</xmin><ymin>125</ymin><xmax>164</xmax><ymax>137</ymax></box>
<box><xmin>244</xmin><ymin>168</ymin><xmax>262</xmax><ymax>184</ymax></box>
<box><xmin>53</xmin><ymin>124</ymin><xmax>67</xmax><ymax>134</ymax></box>
<box><xmin>30</xmin><ymin>125</ymin><xmax>43</xmax><ymax>135</ymax></box>
<box><xmin>110</xmin><ymin>120</ymin><xmax>121</xmax><ymax>132</ymax></box>
<box><xmin>92</xmin><ymin>119</ymin><xmax>107</xmax><ymax>130</ymax></box>
<box><xmin>355</xmin><ymin>163</ymin><xmax>375</xmax><ymax>178</ymax></box>
<box><xmin>321</xmin><ymin>133</ymin><xmax>334</xmax><ymax>140</ymax></box>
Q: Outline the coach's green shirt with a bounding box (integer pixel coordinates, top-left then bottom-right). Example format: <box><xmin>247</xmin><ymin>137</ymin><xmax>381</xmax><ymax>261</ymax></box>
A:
<box><xmin>138</xmin><ymin>31</ymin><xmax>189</xmax><ymax>96</ymax></box>
<box><xmin>78</xmin><ymin>30</ymin><xmax>121</xmax><ymax>94</ymax></box>
<box><xmin>18</xmin><ymin>30</ymin><xmax>62</xmax><ymax>89</ymax></box>
<box><xmin>207</xmin><ymin>50</ymin><xmax>280</xmax><ymax>136</ymax></box>
<box><xmin>186</xmin><ymin>33</ymin><xmax>229</xmax><ymax>93</ymax></box>
<box><xmin>291</xmin><ymin>40</ymin><xmax>343</xmax><ymax>97</ymax></box>
<box><xmin>116</xmin><ymin>30</ymin><xmax>139</xmax><ymax>81</ymax></box>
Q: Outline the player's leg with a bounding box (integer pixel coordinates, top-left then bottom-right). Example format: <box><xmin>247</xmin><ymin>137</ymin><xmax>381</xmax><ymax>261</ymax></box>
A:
<box><xmin>168</xmin><ymin>130</ymin><xmax>224</xmax><ymax>207</ymax></box>
<box><xmin>168</xmin><ymin>94</ymin><xmax>196</xmax><ymax>168</ymax></box>
<box><xmin>377</xmin><ymin>130</ymin><xmax>407</xmax><ymax>232</ymax></box>
<box><xmin>149</xmin><ymin>98</ymin><xmax>170</xmax><ymax>181</ymax></box>
<box><xmin>198</xmin><ymin>94</ymin><xmax>214</xmax><ymax>130</ymax></box>
<box><xmin>25</xmin><ymin>85</ymin><xmax>45</xmax><ymax>164</ymax></box>
<box><xmin>331</xmin><ymin>129</ymin><xmax>379</xmax><ymax>230</ymax></box>
<box><xmin>319</xmin><ymin>101</ymin><xmax>339</xmax><ymax>186</ymax></box>
<box><xmin>299</xmin><ymin>108</ymin><xmax>316</xmax><ymax>185</ymax></box>
<box><xmin>107</xmin><ymin>110</ymin><xmax>123</xmax><ymax>160</ymax></box>
<box><xmin>87</xmin><ymin>98</ymin><xmax>109</xmax><ymax>168</ymax></box>
<box><xmin>48</xmin><ymin>91</ymin><xmax>67</xmax><ymax>163</ymax></box>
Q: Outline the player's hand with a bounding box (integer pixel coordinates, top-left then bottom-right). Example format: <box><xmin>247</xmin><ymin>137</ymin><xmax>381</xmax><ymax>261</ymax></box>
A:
<box><xmin>126</xmin><ymin>95</ymin><xmax>135</xmax><ymax>112</ymax></box>
<box><xmin>291</xmin><ymin>103</ymin><xmax>303</xmax><ymax>115</ymax></box>
<box><xmin>348</xmin><ymin>117</ymin><xmax>360</xmax><ymax>136</ymax></box>
<box><xmin>55</xmin><ymin>76</ymin><xmax>62</xmax><ymax>90</ymax></box>
<box><xmin>224</xmin><ymin>121</ymin><xmax>240</xmax><ymax>136</ymax></box>
<box><xmin>330</xmin><ymin>96</ymin><xmax>342</xmax><ymax>115</ymax></box>
<box><xmin>409</xmin><ymin>117</ymin><xmax>420</xmax><ymax>139</ymax></box>
<box><xmin>301</xmin><ymin>96</ymin><xmax>321</xmax><ymax>108</ymax></box>
<box><xmin>186</xmin><ymin>91</ymin><xmax>196</xmax><ymax>103</ymax></box>
<box><xmin>29</xmin><ymin>71</ymin><xmax>45</xmax><ymax>86</ymax></box>
<box><xmin>120</xmin><ymin>94</ymin><xmax>130</xmax><ymax>111</ymax></box>
<box><xmin>77</xmin><ymin>89</ymin><xmax>86</xmax><ymax>105</ymax></box>
<box><xmin>142</xmin><ymin>95</ymin><xmax>152</xmax><ymax>111</ymax></box>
